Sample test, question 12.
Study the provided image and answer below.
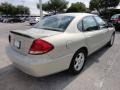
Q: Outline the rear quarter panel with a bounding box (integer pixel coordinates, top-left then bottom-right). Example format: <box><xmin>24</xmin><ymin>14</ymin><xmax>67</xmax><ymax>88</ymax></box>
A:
<box><xmin>43</xmin><ymin>33</ymin><xmax>88</xmax><ymax>59</ymax></box>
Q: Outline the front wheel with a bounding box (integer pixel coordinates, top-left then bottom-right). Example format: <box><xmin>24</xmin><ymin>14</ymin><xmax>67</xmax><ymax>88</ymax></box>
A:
<box><xmin>69</xmin><ymin>49</ymin><xmax>87</xmax><ymax>75</ymax></box>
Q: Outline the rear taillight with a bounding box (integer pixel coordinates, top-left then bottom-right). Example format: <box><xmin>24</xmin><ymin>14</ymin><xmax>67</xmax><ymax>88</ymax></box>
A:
<box><xmin>29</xmin><ymin>39</ymin><xmax>54</xmax><ymax>55</ymax></box>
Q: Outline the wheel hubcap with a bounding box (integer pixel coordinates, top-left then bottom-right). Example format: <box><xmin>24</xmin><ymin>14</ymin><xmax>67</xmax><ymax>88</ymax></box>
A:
<box><xmin>74</xmin><ymin>52</ymin><xmax>85</xmax><ymax>71</ymax></box>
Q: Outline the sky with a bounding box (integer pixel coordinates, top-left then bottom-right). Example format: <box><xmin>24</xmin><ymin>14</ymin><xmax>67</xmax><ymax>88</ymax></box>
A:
<box><xmin>0</xmin><ymin>0</ymin><xmax>90</xmax><ymax>15</ymax></box>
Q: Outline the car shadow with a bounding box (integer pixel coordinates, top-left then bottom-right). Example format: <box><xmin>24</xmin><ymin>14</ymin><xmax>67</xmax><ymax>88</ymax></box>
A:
<box><xmin>83</xmin><ymin>46</ymin><xmax>109</xmax><ymax>72</ymax></box>
<box><xmin>116</xmin><ymin>30</ymin><xmax>120</xmax><ymax>33</ymax></box>
<box><xmin>0</xmin><ymin>46</ymin><xmax>110</xmax><ymax>90</ymax></box>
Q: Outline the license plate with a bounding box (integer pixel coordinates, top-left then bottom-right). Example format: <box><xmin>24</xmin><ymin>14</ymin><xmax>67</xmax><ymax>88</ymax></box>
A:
<box><xmin>14</xmin><ymin>40</ymin><xmax>21</xmax><ymax>49</ymax></box>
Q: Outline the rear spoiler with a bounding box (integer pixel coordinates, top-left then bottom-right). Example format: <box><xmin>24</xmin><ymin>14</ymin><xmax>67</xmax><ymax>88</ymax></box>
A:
<box><xmin>10</xmin><ymin>31</ymin><xmax>34</xmax><ymax>39</ymax></box>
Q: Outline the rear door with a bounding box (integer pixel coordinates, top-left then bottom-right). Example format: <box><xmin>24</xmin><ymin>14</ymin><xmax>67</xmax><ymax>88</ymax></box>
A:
<box><xmin>81</xmin><ymin>16</ymin><xmax>106</xmax><ymax>53</ymax></box>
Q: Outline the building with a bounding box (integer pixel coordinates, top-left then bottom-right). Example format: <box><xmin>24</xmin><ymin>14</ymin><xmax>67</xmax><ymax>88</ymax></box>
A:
<box><xmin>30</xmin><ymin>10</ymin><xmax>49</xmax><ymax>17</ymax></box>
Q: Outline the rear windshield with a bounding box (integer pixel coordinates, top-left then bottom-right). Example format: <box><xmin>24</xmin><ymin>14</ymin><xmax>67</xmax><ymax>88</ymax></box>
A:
<box><xmin>33</xmin><ymin>15</ymin><xmax>74</xmax><ymax>32</ymax></box>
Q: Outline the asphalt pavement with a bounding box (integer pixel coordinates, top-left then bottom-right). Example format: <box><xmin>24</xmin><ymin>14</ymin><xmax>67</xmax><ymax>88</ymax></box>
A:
<box><xmin>0</xmin><ymin>22</ymin><xmax>120</xmax><ymax>90</ymax></box>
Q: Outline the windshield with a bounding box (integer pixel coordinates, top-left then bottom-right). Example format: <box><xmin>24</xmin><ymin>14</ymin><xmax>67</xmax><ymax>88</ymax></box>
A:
<box><xmin>33</xmin><ymin>15</ymin><xmax>74</xmax><ymax>32</ymax></box>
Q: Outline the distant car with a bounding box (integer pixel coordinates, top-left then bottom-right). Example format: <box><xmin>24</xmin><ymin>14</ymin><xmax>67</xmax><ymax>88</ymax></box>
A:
<box><xmin>0</xmin><ymin>18</ymin><xmax>5</xmax><ymax>22</ymax></box>
<box><xmin>110</xmin><ymin>14</ymin><xmax>120</xmax><ymax>30</ymax></box>
<box><xmin>3</xmin><ymin>18</ymin><xmax>10</xmax><ymax>23</ymax></box>
<box><xmin>7</xmin><ymin>13</ymin><xmax>115</xmax><ymax>77</ymax></box>
<box><xmin>7</xmin><ymin>18</ymin><xmax>25</xmax><ymax>23</ymax></box>
<box><xmin>29</xmin><ymin>17</ymin><xmax>40</xmax><ymax>25</ymax></box>
<box><xmin>0</xmin><ymin>17</ymin><xmax>3</xmax><ymax>22</ymax></box>
<box><xmin>20</xmin><ymin>17</ymin><xmax>26</xmax><ymax>22</ymax></box>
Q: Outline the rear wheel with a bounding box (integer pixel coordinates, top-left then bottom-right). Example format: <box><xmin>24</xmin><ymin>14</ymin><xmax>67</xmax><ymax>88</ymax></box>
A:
<box><xmin>69</xmin><ymin>49</ymin><xmax>87</xmax><ymax>75</ymax></box>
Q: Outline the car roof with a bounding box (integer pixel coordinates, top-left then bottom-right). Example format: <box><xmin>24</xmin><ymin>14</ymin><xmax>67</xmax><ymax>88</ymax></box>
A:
<box><xmin>58</xmin><ymin>13</ymin><xmax>96</xmax><ymax>17</ymax></box>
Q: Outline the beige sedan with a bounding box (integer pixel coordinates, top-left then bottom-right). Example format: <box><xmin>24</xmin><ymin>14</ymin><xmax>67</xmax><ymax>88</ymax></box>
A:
<box><xmin>7</xmin><ymin>13</ymin><xmax>115</xmax><ymax>77</ymax></box>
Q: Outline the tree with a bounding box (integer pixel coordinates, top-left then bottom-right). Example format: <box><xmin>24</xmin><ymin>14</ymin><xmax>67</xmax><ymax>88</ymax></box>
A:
<box><xmin>16</xmin><ymin>5</ymin><xmax>30</xmax><ymax>15</ymax></box>
<box><xmin>101</xmin><ymin>0</ymin><xmax>120</xmax><ymax>13</ymax></box>
<box><xmin>66</xmin><ymin>2</ymin><xmax>86</xmax><ymax>12</ymax></box>
<box><xmin>0</xmin><ymin>2</ymin><xmax>13</xmax><ymax>15</ymax></box>
<box><xmin>89</xmin><ymin>0</ymin><xmax>101</xmax><ymax>14</ymax></box>
<box><xmin>37</xmin><ymin>0</ymin><xmax>68</xmax><ymax>14</ymax></box>
<box><xmin>89</xmin><ymin>0</ymin><xmax>120</xmax><ymax>14</ymax></box>
<box><xmin>0</xmin><ymin>2</ymin><xmax>30</xmax><ymax>16</ymax></box>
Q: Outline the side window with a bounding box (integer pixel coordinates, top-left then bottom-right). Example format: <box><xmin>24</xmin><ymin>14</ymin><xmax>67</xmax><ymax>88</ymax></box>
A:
<box><xmin>94</xmin><ymin>16</ymin><xmax>106</xmax><ymax>29</ymax></box>
<box><xmin>83</xmin><ymin>16</ymin><xmax>99</xmax><ymax>31</ymax></box>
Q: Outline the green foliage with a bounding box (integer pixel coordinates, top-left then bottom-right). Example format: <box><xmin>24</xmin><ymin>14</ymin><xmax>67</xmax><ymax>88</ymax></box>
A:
<box><xmin>66</xmin><ymin>2</ymin><xmax>86</xmax><ymax>12</ymax></box>
<box><xmin>101</xmin><ymin>9</ymin><xmax>120</xmax><ymax>19</ymax></box>
<box><xmin>16</xmin><ymin>5</ymin><xmax>30</xmax><ymax>15</ymax></box>
<box><xmin>89</xmin><ymin>0</ymin><xmax>120</xmax><ymax>14</ymax></box>
<box><xmin>37</xmin><ymin>0</ymin><xmax>68</xmax><ymax>14</ymax></box>
<box><xmin>0</xmin><ymin>2</ymin><xmax>30</xmax><ymax>16</ymax></box>
<box><xmin>89</xmin><ymin>0</ymin><xmax>101</xmax><ymax>11</ymax></box>
<box><xmin>101</xmin><ymin>0</ymin><xmax>119</xmax><ymax>8</ymax></box>
<box><xmin>0</xmin><ymin>2</ymin><xmax>13</xmax><ymax>15</ymax></box>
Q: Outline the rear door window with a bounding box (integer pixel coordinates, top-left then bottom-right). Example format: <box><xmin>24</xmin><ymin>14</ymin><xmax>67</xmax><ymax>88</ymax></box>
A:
<box><xmin>82</xmin><ymin>16</ymin><xmax>99</xmax><ymax>31</ymax></box>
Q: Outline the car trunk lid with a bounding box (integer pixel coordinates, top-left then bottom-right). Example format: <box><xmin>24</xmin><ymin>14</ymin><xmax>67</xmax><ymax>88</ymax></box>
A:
<box><xmin>9</xmin><ymin>28</ymin><xmax>62</xmax><ymax>55</ymax></box>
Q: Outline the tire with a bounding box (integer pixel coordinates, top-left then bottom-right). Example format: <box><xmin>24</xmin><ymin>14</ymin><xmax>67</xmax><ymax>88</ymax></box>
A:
<box><xmin>69</xmin><ymin>49</ymin><xmax>87</xmax><ymax>75</ymax></box>
<box><xmin>107</xmin><ymin>34</ymin><xmax>115</xmax><ymax>47</ymax></box>
<box><xmin>30</xmin><ymin>23</ymin><xmax>32</xmax><ymax>25</ymax></box>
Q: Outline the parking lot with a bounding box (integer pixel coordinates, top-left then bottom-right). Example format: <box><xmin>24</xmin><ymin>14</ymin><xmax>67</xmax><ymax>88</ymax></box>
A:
<box><xmin>0</xmin><ymin>22</ymin><xmax>120</xmax><ymax>90</ymax></box>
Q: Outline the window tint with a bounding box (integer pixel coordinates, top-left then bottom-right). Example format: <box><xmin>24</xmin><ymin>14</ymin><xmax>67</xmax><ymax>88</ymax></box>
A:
<box><xmin>33</xmin><ymin>15</ymin><xmax>74</xmax><ymax>32</ymax></box>
<box><xmin>94</xmin><ymin>16</ymin><xmax>106</xmax><ymax>29</ymax></box>
<box><xmin>43</xmin><ymin>17</ymin><xmax>58</xmax><ymax>28</ymax></box>
<box><xmin>83</xmin><ymin>16</ymin><xmax>99</xmax><ymax>31</ymax></box>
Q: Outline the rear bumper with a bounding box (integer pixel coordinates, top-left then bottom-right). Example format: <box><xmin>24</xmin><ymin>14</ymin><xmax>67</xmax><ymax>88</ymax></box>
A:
<box><xmin>6</xmin><ymin>46</ymin><xmax>72</xmax><ymax>77</ymax></box>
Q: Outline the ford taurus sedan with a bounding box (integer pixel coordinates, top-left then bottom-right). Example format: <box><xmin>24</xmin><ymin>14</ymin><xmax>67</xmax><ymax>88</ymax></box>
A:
<box><xmin>7</xmin><ymin>13</ymin><xmax>115</xmax><ymax>77</ymax></box>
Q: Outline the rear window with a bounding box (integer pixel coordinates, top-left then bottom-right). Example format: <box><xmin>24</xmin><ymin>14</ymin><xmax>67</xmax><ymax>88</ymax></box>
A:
<box><xmin>33</xmin><ymin>15</ymin><xmax>74</xmax><ymax>32</ymax></box>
